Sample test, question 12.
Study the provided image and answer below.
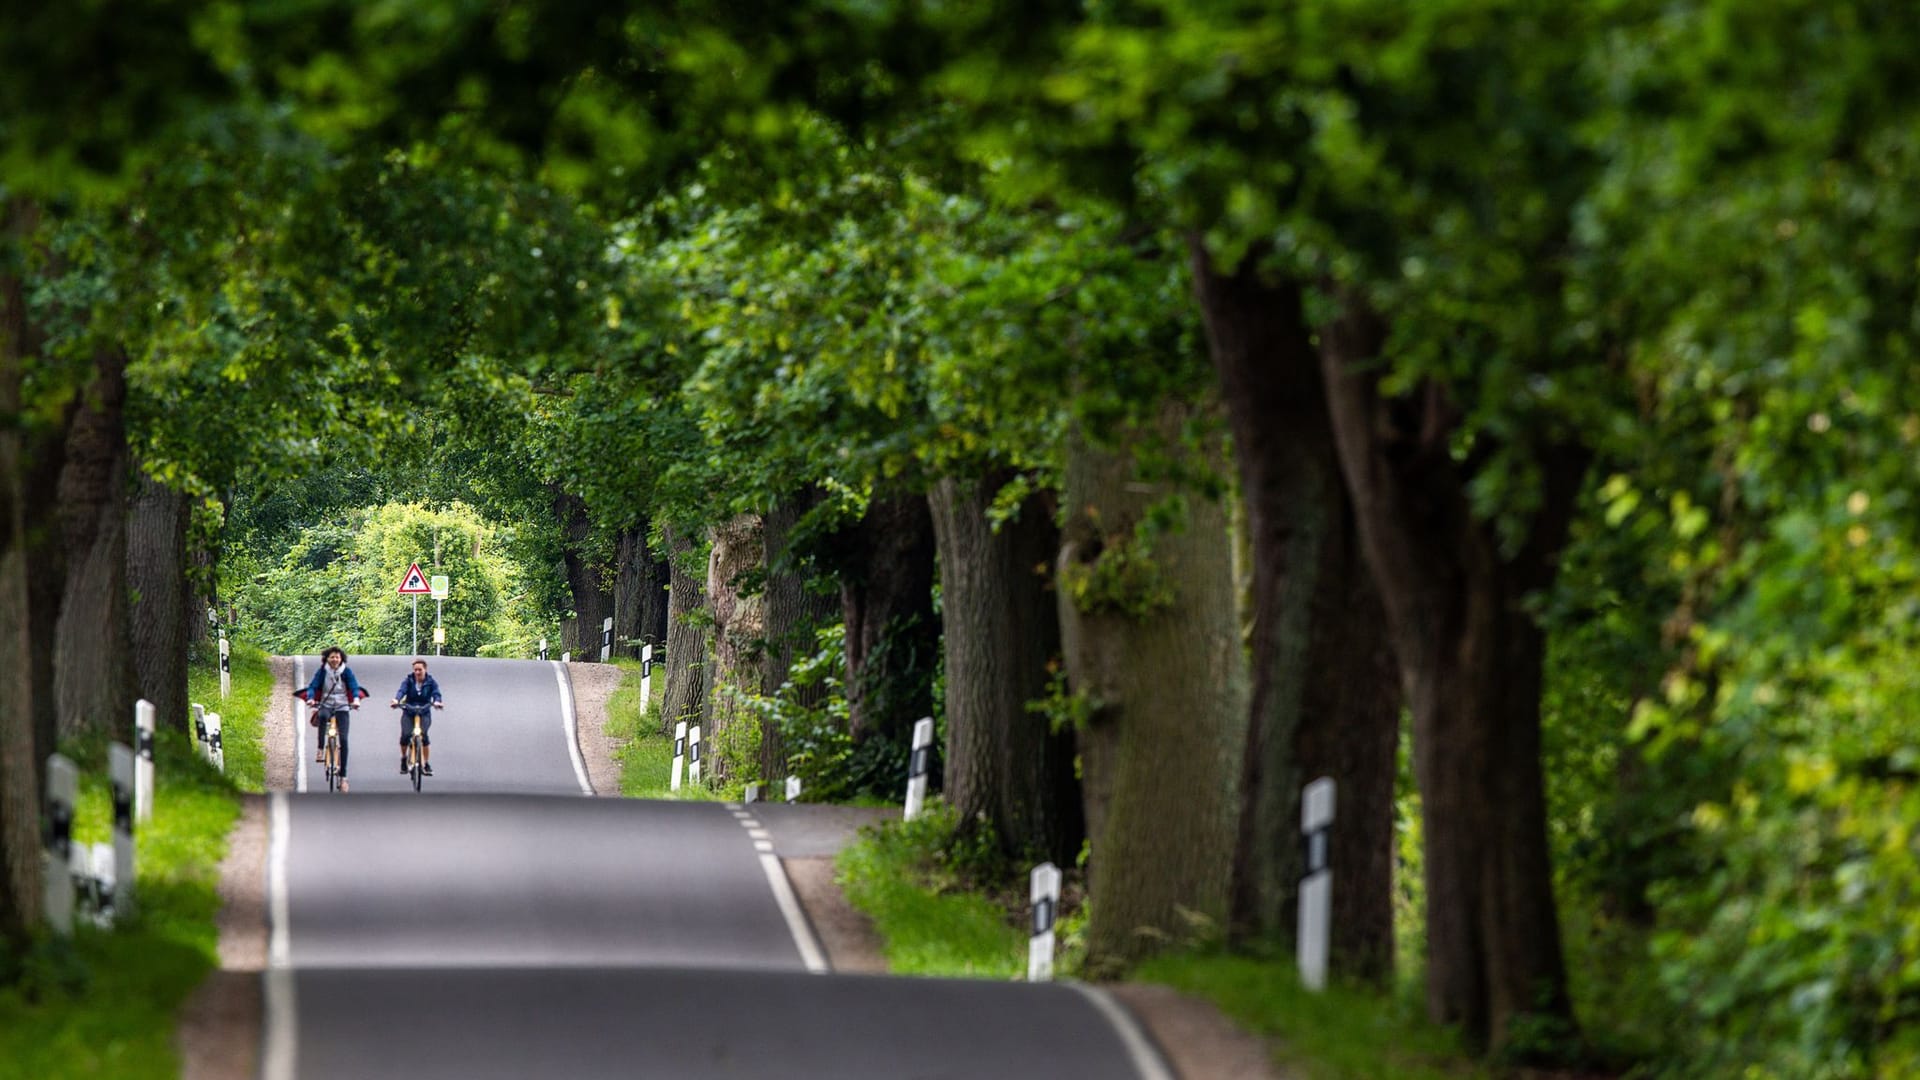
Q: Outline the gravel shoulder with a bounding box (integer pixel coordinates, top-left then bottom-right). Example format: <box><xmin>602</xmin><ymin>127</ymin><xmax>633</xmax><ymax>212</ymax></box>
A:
<box><xmin>562</xmin><ymin>660</ymin><xmax>623</xmax><ymax>797</ymax></box>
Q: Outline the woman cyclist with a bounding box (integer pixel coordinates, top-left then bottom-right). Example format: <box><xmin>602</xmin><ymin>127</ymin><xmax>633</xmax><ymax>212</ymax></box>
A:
<box><xmin>391</xmin><ymin>658</ymin><xmax>445</xmax><ymax>776</ymax></box>
<box><xmin>297</xmin><ymin>646</ymin><xmax>366</xmax><ymax>792</ymax></box>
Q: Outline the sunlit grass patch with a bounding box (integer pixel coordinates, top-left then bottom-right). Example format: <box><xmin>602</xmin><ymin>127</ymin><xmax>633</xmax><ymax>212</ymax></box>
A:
<box><xmin>603</xmin><ymin>659</ymin><xmax>725</xmax><ymax>801</ymax></box>
<box><xmin>186</xmin><ymin>639</ymin><xmax>276</xmax><ymax>792</ymax></box>
<box><xmin>834</xmin><ymin>803</ymin><xmax>1025</xmax><ymax>979</ymax></box>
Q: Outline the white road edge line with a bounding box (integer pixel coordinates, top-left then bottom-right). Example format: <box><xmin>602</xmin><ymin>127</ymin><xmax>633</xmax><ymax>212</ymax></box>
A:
<box><xmin>552</xmin><ymin>660</ymin><xmax>594</xmax><ymax>796</ymax></box>
<box><xmin>757</xmin><ymin>852</ymin><xmax>828</xmax><ymax>974</ymax></box>
<box><xmin>1068</xmin><ymin>985</ymin><xmax>1177</xmax><ymax>1080</ymax></box>
<box><xmin>263</xmin><ymin>792</ymin><xmax>297</xmax><ymax>1080</ymax></box>
<box><xmin>293</xmin><ymin>657</ymin><xmax>307</xmax><ymax>793</ymax></box>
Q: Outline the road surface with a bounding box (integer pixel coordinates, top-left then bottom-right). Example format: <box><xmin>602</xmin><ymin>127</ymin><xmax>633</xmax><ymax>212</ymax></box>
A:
<box><xmin>267</xmin><ymin>654</ymin><xmax>1171</xmax><ymax>1079</ymax></box>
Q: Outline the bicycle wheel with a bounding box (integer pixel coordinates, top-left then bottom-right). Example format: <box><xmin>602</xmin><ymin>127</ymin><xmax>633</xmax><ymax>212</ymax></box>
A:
<box><xmin>410</xmin><ymin>734</ymin><xmax>423</xmax><ymax>792</ymax></box>
<box><xmin>325</xmin><ymin>732</ymin><xmax>338</xmax><ymax>793</ymax></box>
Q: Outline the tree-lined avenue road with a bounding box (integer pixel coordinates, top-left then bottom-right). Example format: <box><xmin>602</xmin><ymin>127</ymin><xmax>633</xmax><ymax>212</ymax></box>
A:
<box><xmin>266</xmin><ymin>655</ymin><xmax>1171</xmax><ymax>1078</ymax></box>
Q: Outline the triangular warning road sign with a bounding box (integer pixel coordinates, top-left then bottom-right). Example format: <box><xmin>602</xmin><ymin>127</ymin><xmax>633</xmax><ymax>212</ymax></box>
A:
<box><xmin>397</xmin><ymin>562</ymin><xmax>432</xmax><ymax>595</ymax></box>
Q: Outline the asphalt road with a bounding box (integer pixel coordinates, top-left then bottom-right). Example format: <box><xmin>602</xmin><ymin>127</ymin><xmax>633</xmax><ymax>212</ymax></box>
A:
<box><xmin>267</xmin><ymin>655</ymin><xmax>1171</xmax><ymax>1079</ymax></box>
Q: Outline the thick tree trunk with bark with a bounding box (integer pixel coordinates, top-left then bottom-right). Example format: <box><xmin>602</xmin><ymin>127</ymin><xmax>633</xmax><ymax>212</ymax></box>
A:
<box><xmin>552</xmin><ymin>488</ymin><xmax>611</xmax><ymax>660</ymax></box>
<box><xmin>0</xmin><ymin>233</ymin><xmax>42</xmax><ymax>946</ymax></box>
<box><xmin>54</xmin><ymin>346</ymin><xmax>133</xmax><ymax>739</ymax></box>
<box><xmin>931</xmin><ymin>471</ymin><xmax>1083</xmax><ymax>865</ymax></box>
<box><xmin>1320</xmin><ymin>303</ymin><xmax>1582</xmax><ymax>1053</ymax></box>
<box><xmin>1191</xmin><ymin>242</ymin><xmax>1400</xmax><ymax>983</ymax></box>
<box><xmin>661</xmin><ymin>524</ymin><xmax>710</xmax><ymax>737</ymax></box>
<box><xmin>705</xmin><ymin>514</ymin><xmax>765</xmax><ymax>782</ymax></box>
<box><xmin>128</xmin><ymin>472</ymin><xmax>192</xmax><ymax>737</ymax></box>
<box><xmin>836</xmin><ymin>492</ymin><xmax>939</xmax><ymax>746</ymax></box>
<box><xmin>614</xmin><ymin>525</ymin><xmax>646</xmax><ymax>659</ymax></box>
<box><xmin>761</xmin><ymin>489</ymin><xmax>838</xmax><ymax>780</ymax></box>
<box><xmin>1057</xmin><ymin>402</ymin><xmax>1249</xmax><ymax>975</ymax></box>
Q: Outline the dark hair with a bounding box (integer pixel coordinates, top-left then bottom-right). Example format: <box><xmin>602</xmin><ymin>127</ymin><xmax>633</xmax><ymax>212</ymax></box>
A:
<box><xmin>411</xmin><ymin>658</ymin><xmax>429</xmax><ymax>668</ymax></box>
<box><xmin>321</xmin><ymin>647</ymin><xmax>346</xmax><ymax>664</ymax></box>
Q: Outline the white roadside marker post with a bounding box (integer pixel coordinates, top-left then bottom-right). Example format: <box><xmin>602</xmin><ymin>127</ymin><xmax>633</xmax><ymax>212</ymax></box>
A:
<box><xmin>44</xmin><ymin>753</ymin><xmax>78</xmax><ymax>934</ymax></box>
<box><xmin>640</xmin><ymin>643</ymin><xmax>654</xmax><ymax>711</ymax></box>
<box><xmin>600</xmin><ymin>616</ymin><xmax>613</xmax><ymax>662</ymax></box>
<box><xmin>1299</xmin><ymin>776</ymin><xmax>1336</xmax><ymax>992</ymax></box>
<box><xmin>670</xmin><ymin>721</ymin><xmax>688</xmax><ymax>792</ymax></box>
<box><xmin>110</xmin><ymin>742</ymin><xmax>136</xmax><ymax>917</ymax></box>
<box><xmin>1029</xmin><ymin>861</ymin><xmax>1062</xmax><ymax>982</ymax></box>
<box><xmin>206</xmin><ymin>712</ymin><xmax>225</xmax><ymax>773</ymax></box>
<box><xmin>745</xmin><ymin>783</ymin><xmax>763</xmax><ymax>803</ymax></box>
<box><xmin>562</xmin><ymin>650</ymin><xmax>571</xmax><ymax>663</ymax></box>
<box><xmin>133</xmin><ymin>699</ymin><xmax>155</xmax><ymax>823</ymax></box>
<box><xmin>903</xmin><ymin>716</ymin><xmax>934</xmax><ymax>821</ymax></box>
<box><xmin>192</xmin><ymin>703</ymin><xmax>208</xmax><ymax>763</ymax></box>
<box><xmin>785</xmin><ymin>775</ymin><xmax>802</xmax><ymax>802</ymax></box>
<box><xmin>87</xmin><ymin>843</ymin><xmax>115</xmax><ymax>927</ymax></box>
<box><xmin>218</xmin><ymin>632</ymin><xmax>231</xmax><ymax>699</ymax></box>
<box><xmin>539</xmin><ymin>637</ymin><xmax>549</xmax><ymax>661</ymax></box>
<box><xmin>688</xmin><ymin>724</ymin><xmax>704</xmax><ymax>786</ymax></box>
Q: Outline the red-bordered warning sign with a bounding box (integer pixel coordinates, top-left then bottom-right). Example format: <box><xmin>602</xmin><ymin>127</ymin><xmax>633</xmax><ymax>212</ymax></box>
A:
<box><xmin>396</xmin><ymin>562</ymin><xmax>431</xmax><ymax>595</ymax></box>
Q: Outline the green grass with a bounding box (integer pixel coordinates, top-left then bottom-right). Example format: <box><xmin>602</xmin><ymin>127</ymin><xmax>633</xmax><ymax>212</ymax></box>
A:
<box><xmin>834</xmin><ymin>804</ymin><xmax>1026</xmax><ymax>979</ymax></box>
<box><xmin>603</xmin><ymin>659</ymin><xmax>728</xmax><ymax>801</ymax></box>
<box><xmin>1134</xmin><ymin>952</ymin><xmax>1490</xmax><ymax>1080</ymax></box>
<box><xmin>0</xmin><ymin>727</ymin><xmax>242</xmax><ymax>1077</ymax></box>
<box><xmin>186</xmin><ymin>641</ymin><xmax>275</xmax><ymax>793</ymax></box>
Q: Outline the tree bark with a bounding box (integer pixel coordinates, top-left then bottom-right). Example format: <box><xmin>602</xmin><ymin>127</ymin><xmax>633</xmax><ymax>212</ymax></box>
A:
<box><xmin>705</xmin><ymin>513</ymin><xmax>765</xmax><ymax>782</ymax></box>
<box><xmin>552</xmin><ymin>488</ymin><xmax>611</xmax><ymax>661</ymax></box>
<box><xmin>761</xmin><ymin>487</ymin><xmax>839</xmax><ymax>780</ymax></box>
<box><xmin>53</xmin><ymin>345</ymin><xmax>133</xmax><ymax>739</ymax></box>
<box><xmin>661</xmin><ymin>523</ymin><xmax>710</xmax><ymax>737</ymax></box>
<box><xmin>1057</xmin><ymin>400</ymin><xmax>1249</xmax><ymax>975</ymax></box>
<box><xmin>614</xmin><ymin>524</ymin><xmax>646</xmax><ymax>659</ymax></box>
<box><xmin>1319</xmin><ymin>301</ymin><xmax>1582</xmax><ymax>1053</ymax></box>
<box><xmin>931</xmin><ymin>470</ymin><xmax>1083</xmax><ymax>865</ymax></box>
<box><xmin>1191</xmin><ymin>241</ymin><xmax>1400</xmax><ymax>983</ymax></box>
<box><xmin>0</xmin><ymin>215</ymin><xmax>42</xmax><ymax>946</ymax></box>
<box><xmin>128</xmin><ymin>471</ymin><xmax>192</xmax><ymax>737</ymax></box>
<box><xmin>836</xmin><ymin>491</ymin><xmax>939</xmax><ymax>746</ymax></box>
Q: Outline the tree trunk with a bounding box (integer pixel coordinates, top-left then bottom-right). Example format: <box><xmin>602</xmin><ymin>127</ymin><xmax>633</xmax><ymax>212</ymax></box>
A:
<box><xmin>761</xmin><ymin>488</ymin><xmax>838</xmax><ymax>780</ymax></box>
<box><xmin>128</xmin><ymin>471</ymin><xmax>192</xmax><ymax>737</ymax></box>
<box><xmin>552</xmin><ymin>488</ymin><xmax>611</xmax><ymax>661</ymax></box>
<box><xmin>931</xmin><ymin>470</ymin><xmax>1083</xmax><ymax>865</ymax></box>
<box><xmin>837</xmin><ymin>492</ymin><xmax>939</xmax><ymax>746</ymax></box>
<box><xmin>705</xmin><ymin>513</ymin><xmax>765</xmax><ymax>782</ymax></box>
<box><xmin>1320</xmin><ymin>301</ymin><xmax>1582</xmax><ymax>1054</ymax></box>
<box><xmin>1057</xmin><ymin>400</ymin><xmax>1249</xmax><ymax>975</ymax></box>
<box><xmin>0</xmin><ymin>217</ymin><xmax>42</xmax><ymax>946</ymax></box>
<box><xmin>614</xmin><ymin>524</ymin><xmax>646</xmax><ymax>659</ymax></box>
<box><xmin>1191</xmin><ymin>241</ymin><xmax>1399</xmax><ymax>983</ymax></box>
<box><xmin>661</xmin><ymin>524</ymin><xmax>710</xmax><ymax>737</ymax></box>
<box><xmin>54</xmin><ymin>345</ymin><xmax>133</xmax><ymax>739</ymax></box>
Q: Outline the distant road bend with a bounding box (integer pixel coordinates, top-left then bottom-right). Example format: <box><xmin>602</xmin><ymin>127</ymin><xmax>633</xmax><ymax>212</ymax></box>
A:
<box><xmin>265</xmin><ymin>654</ymin><xmax>1173</xmax><ymax>1079</ymax></box>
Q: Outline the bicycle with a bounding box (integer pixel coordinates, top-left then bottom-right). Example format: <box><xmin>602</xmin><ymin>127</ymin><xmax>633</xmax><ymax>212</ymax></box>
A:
<box><xmin>404</xmin><ymin>711</ymin><xmax>427</xmax><ymax>792</ymax></box>
<box><xmin>324</xmin><ymin>713</ymin><xmax>343</xmax><ymax>793</ymax></box>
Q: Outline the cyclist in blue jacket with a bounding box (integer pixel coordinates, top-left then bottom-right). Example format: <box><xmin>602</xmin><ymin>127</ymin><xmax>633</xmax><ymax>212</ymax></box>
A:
<box><xmin>391</xmin><ymin>658</ymin><xmax>445</xmax><ymax>776</ymax></box>
<box><xmin>297</xmin><ymin>647</ymin><xmax>366</xmax><ymax>791</ymax></box>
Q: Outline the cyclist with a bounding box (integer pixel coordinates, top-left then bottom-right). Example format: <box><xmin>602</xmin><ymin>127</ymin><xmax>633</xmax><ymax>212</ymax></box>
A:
<box><xmin>391</xmin><ymin>658</ymin><xmax>445</xmax><ymax>776</ymax></box>
<box><xmin>297</xmin><ymin>646</ymin><xmax>366</xmax><ymax>792</ymax></box>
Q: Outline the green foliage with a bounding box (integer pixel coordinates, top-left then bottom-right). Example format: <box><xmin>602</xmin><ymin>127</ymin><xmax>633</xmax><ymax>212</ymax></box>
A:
<box><xmin>1059</xmin><ymin>518</ymin><xmax>1178</xmax><ymax>620</ymax></box>
<box><xmin>834</xmin><ymin>802</ymin><xmax>1027</xmax><ymax>980</ymax></box>
<box><xmin>232</xmin><ymin>500</ymin><xmax>542</xmax><ymax>658</ymax></box>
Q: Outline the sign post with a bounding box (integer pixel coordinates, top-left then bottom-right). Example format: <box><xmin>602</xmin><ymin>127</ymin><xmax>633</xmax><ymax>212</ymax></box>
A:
<box><xmin>903</xmin><ymin>717</ymin><xmax>935</xmax><ymax>821</ymax></box>
<box><xmin>640</xmin><ymin>644</ymin><xmax>654</xmax><ymax>711</ymax></box>
<box><xmin>1299</xmin><ymin>777</ymin><xmax>1336</xmax><ymax>992</ymax></box>
<box><xmin>430</xmin><ymin>575</ymin><xmax>449</xmax><ymax>656</ymax></box>
<box><xmin>397</xmin><ymin>562</ymin><xmax>431</xmax><ymax>654</ymax></box>
<box><xmin>44</xmin><ymin>753</ymin><xmax>77</xmax><ymax>934</ymax></box>
<box><xmin>133</xmin><ymin>699</ymin><xmax>155</xmax><ymax>822</ymax></box>
<box><xmin>1029</xmin><ymin>862</ymin><xmax>1062</xmax><ymax>982</ymax></box>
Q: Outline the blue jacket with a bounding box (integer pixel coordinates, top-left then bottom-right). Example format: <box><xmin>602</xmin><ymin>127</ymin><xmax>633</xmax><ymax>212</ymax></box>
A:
<box><xmin>302</xmin><ymin>664</ymin><xmax>363</xmax><ymax>706</ymax></box>
<box><xmin>394</xmin><ymin>673</ymin><xmax>443</xmax><ymax>713</ymax></box>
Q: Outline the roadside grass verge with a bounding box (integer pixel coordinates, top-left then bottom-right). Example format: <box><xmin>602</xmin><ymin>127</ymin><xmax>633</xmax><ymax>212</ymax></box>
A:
<box><xmin>1133</xmin><ymin>951</ymin><xmax>1488</xmax><ymax>1080</ymax></box>
<box><xmin>0</xmin><ymin>647</ymin><xmax>267</xmax><ymax>1079</ymax></box>
<box><xmin>186</xmin><ymin>640</ymin><xmax>275</xmax><ymax>792</ymax></box>
<box><xmin>603</xmin><ymin>659</ymin><xmax>726</xmax><ymax>801</ymax></box>
<box><xmin>834</xmin><ymin>801</ymin><xmax>1026</xmax><ymax>979</ymax></box>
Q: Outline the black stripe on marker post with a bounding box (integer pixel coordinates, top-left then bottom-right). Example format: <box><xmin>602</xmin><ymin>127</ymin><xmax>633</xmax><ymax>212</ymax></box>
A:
<box><xmin>909</xmin><ymin>746</ymin><xmax>931</xmax><ymax>778</ymax></box>
<box><xmin>1031</xmin><ymin>898</ymin><xmax>1056</xmax><ymax>936</ymax></box>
